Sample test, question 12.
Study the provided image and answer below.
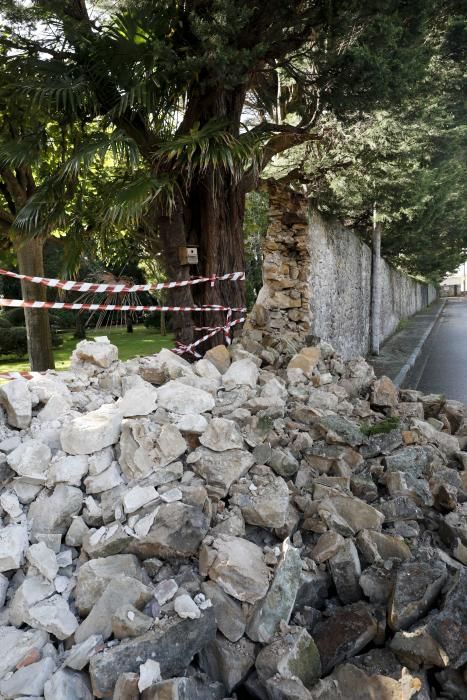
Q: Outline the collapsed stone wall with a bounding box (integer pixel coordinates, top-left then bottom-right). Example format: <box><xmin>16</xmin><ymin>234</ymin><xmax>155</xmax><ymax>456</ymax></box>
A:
<box><xmin>0</xmin><ymin>336</ymin><xmax>466</xmax><ymax>699</ymax></box>
<box><xmin>247</xmin><ymin>183</ymin><xmax>437</xmax><ymax>359</ymax></box>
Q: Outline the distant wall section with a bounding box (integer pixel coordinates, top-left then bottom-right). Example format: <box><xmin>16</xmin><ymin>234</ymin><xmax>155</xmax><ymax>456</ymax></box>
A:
<box><xmin>246</xmin><ymin>183</ymin><xmax>437</xmax><ymax>359</ymax></box>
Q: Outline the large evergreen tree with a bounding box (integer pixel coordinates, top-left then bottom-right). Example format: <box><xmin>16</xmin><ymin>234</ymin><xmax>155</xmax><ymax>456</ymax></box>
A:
<box><xmin>1</xmin><ymin>0</ymin><xmax>446</xmax><ymax>344</ymax></box>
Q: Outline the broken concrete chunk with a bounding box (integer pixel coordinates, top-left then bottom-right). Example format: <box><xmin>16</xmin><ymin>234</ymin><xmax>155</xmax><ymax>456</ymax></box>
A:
<box><xmin>28</xmin><ymin>594</ymin><xmax>79</xmax><ymax>640</ymax></box>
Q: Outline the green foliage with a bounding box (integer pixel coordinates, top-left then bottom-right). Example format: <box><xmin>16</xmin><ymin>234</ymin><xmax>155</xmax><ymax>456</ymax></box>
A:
<box><xmin>244</xmin><ymin>191</ymin><xmax>269</xmax><ymax>308</ymax></box>
<box><xmin>362</xmin><ymin>417</ymin><xmax>400</xmax><ymax>436</ymax></box>
<box><xmin>0</xmin><ymin>316</ymin><xmax>12</xmax><ymax>329</ymax></box>
<box><xmin>0</xmin><ymin>327</ymin><xmax>27</xmax><ymax>357</ymax></box>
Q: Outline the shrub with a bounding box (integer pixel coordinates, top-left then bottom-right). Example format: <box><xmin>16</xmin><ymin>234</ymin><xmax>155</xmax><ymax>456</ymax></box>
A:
<box><xmin>3</xmin><ymin>307</ymin><xmax>25</xmax><ymax>326</ymax></box>
<box><xmin>0</xmin><ymin>327</ymin><xmax>28</xmax><ymax>357</ymax></box>
<box><xmin>0</xmin><ymin>316</ymin><xmax>12</xmax><ymax>329</ymax></box>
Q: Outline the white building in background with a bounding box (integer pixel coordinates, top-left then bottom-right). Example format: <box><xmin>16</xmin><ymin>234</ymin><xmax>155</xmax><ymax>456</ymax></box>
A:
<box><xmin>441</xmin><ymin>261</ymin><xmax>467</xmax><ymax>296</ymax></box>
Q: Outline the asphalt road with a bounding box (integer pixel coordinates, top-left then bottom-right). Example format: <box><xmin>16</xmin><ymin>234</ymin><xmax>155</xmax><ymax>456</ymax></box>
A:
<box><xmin>404</xmin><ymin>297</ymin><xmax>467</xmax><ymax>402</ymax></box>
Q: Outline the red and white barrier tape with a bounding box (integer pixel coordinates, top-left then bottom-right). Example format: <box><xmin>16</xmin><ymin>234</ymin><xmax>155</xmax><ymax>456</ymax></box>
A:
<box><xmin>0</xmin><ymin>268</ymin><xmax>245</xmax><ymax>293</ymax></box>
<box><xmin>173</xmin><ymin>315</ymin><xmax>245</xmax><ymax>359</ymax></box>
<box><xmin>0</xmin><ymin>371</ymin><xmax>36</xmax><ymax>381</ymax></box>
<box><xmin>0</xmin><ymin>298</ymin><xmax>246</xmax><ymax>314</ymax></box>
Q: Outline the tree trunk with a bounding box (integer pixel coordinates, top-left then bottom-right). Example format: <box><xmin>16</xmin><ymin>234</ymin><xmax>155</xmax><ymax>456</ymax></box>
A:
<box><xmin>187</xmin><ymin>173</ymin><xmax>247</xmax><ymax>347</ymax></box>
<box><xmin>15</xmin><ymin>237</ymin><xmax>55</xmax><ymax>371</ymax></box>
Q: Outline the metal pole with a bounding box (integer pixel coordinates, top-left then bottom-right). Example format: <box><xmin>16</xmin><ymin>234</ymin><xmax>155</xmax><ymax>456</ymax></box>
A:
<box><xmin>371</xmin><ymin>203</ymin><xmax>382</xmax><ymax>355</ymax></box>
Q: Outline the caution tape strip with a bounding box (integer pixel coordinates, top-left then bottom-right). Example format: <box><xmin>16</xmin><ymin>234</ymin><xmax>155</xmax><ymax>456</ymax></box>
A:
<box><xmin>0</xmin><ymin>298</ymin><xmax>246</xmax><ymax>313</ymax></box>
<box><xmin>173</xmin><ymin>315</ymin><xmax>245</xmax><ymax>359</ymax></box>
<box><xmin>0</xmin><ymin>268</ymin><xmax>245</xmax><ymax>293</ymax></box>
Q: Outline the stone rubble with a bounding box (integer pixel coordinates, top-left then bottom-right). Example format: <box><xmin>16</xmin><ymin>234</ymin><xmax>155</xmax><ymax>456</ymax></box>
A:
<box><xmin>0</xmin><ymin>335</ymin><xmax>466</xmax><ymax>699</ymax></box>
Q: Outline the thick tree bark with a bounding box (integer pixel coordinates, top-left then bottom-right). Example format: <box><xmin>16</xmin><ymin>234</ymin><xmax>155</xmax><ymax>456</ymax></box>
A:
<box><xmin>15</xmin><ymin>237</ymin><xmax>55</xmax><ymax>371</ymax></box>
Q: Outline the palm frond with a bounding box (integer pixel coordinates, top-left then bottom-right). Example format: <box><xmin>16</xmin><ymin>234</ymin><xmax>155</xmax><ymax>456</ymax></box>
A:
<box><xmin>57</xmin><ymin>131</ymin><xmax>140</xmax><ymax>182</ymax></box>
<box><xmin>0</xmin><ymin>138</ymin><xmax>42</xmax><ymax>169</ymax></box>
<box><xmin>155</xmin><ymin>119</ymin><xmax>263</xmax><ymax>182</ymax></box>
<box><xmin>104</xmin><ymin>174</ymin><xmax>180</xmax><ymax>226</ymax></box>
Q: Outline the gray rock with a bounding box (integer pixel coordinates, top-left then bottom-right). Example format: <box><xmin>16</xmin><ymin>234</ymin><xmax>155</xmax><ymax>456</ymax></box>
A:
<box><xmin>230</xmin><ymin>467</ymin><xmax>290</xmax><ymax>529</ymax></box>
<box><xmin>9</xmin><ymin>575</ymin><xmax>55</xmax><ymax>627</ymax></box>
<box><xmin>44</xmin><ymin>668</ymin><xmax>93</xmax><ymax>700</ymax></box>
<box><xmin>128</xmin><ymin>502</ymin><xmax>210</xmax><ymax>559</ymax></box>
<box><xmin>75</xmin><ymin>575</ymin><xmax>153</xmax><ymax>644</ymax></box>
<box><xmin>384</xmin><ymin>446</ymin><xmax>436</xmax><ymax>478</ymax></box>
<box><xmin>268</xmin><ymin>448</ymin><xmax>300</xmax><ymax>478</ymax></box>
<box><xmin>75</xmin><ymin>554</ymin><xmax>143</xmax><ymax>615</ymax></box>
<box><xmin>356</xmin><ymin>529</ymin><xmax>412</xmax><ymax>564</ymax></box>
<box><xmin>256</xmin><ymin>627</ymin><xmax>321</xmax><ymax>689</ymax></box>
<box><xmin>28</xmin><ymin>594</ymin><xmax>79</xmax><ymax>640</ymax></box>
<box><xmin>317</xmin><ymin>415</ymin><xmax>367</xmax><ymax>447</ymax></box>
<box><xmin>318</xmin><ymin>495</ymin><xmax>384</xmax><ymax>535</ymax></box>
<box><xmin>359</xmin><ymin>564</ymin><xmax>396</xmax><ymax>604</ymax></box>
<box><xmin>112</xmin><ymin>604</ymin><xmax>153</xmax><ymax>639</ymax></box>
<box><xmin>0</xmin><ymin>379</ymin><xmax>32</xmax><ymax>428</ymax></box>
<box><xmin>0</xmin><ymin>657</ymin><xmax>56</xmax><ymax>699</ymax></box>
<box><xmin>64</xmin><ymin>635</ymin><xmax>104</xmax><ymax>670</ymax></box>
<box><xmin>28</xmin><ymin>484</ymin><xmax>83</xmax><ymax>537</ymax></box>
<box><xmin>187</xmin><ymin>446</ymin><xmax>254</xmax><ymax>498</ymax></box>
<box><xmin>313</xmin><ymin>603</ymin><xmax>378</xmax><ymax>674</ymax></box>
<box><xmin>0</xmin><ymin>627</ymin><xmax>49</xmax><ymax>678</ymax></box>
<box><xmin>27</xmin><ymin>541</ymin><xmax>58</xmax><ymax>580</ymax></box>
<box><xmin>47</xmin><ymin>454</ymin><xmax>89</xmax><ymax>487</ymax></box>
<box><xmin>370</xmin><ymin>376</ymin><xmax>399</xmax><ymax>408</ymax></box>
<box><xmin>89</xmin><ymin>609</ymin><xmax>216</xmax><ymax>698</ymax></box>
<box><xmin>198</xmin><ymin>634</ymin><xmax>256</xmax><ymax>693</ymax></box>
<box><xmin>388</xmin><ymin>559</ymin><xmax>447</xmax><ymax>631</ymax></box>
<box><xmin>329</xmin><ymin>539</ymin><xmax>362</xmax><ymax>604</ymax></box>
<box><xmin>201</xmin><ymin>534</ymin><xmax>270</xmax><ymax>603</ymax></box>
<box><xmin>199</xmin><ymin>417</ymin><xmax>244</xmax><ymax>451</ymax></box>
<box><xmin>427</xmin><ymin>569</ymin><xmax>467</xmax><ymax>668</ymax></box>
<box><xmin>247</xmin><ymin>539</ymin><xmax>302</xmax><ymax>642</ymax></box>
<box><xmin>200</xmin><ymin>581</ymin><xmax>246</xmax><ymax>642</ymax></box>
<box><xmin>142</xmin><ymin>676</ymin><xmax>225</xmax><ymax>700</ymax></box>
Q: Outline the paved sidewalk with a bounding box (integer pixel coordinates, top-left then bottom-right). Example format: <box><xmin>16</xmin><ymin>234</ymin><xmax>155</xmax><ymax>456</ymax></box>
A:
<box><xmin>367</xmin><ymin>298</ymin><xmax>445</xmax><ymax>386</ymax></box>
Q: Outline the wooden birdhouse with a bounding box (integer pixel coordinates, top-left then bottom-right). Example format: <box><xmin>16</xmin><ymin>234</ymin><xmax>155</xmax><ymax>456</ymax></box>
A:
<box><xmin>178</xmin><ymin>246</ymin><xmax>199</xmax><ymax>265</ymax></box>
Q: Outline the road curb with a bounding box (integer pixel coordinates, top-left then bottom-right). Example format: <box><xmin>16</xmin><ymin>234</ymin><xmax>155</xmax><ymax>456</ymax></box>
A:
<box><xmin>393</xmin><ymin>299</ymin><xmax>447</xmax><ymax>388</ymax></box>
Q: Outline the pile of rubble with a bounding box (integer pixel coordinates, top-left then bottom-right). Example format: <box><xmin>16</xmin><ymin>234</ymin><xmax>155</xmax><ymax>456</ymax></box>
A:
<box><xmin>0</xmin><ymin>336</ymin><xmax>466</xmax><ymax>700</ymax></box>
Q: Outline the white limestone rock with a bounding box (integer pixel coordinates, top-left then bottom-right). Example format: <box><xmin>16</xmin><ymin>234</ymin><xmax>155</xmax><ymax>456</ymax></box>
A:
<box><xmin>27</xmin><ymin>541</ymin><xmax>59</xmax><ymax>580</ymax></box>
<box><xmin>223</xmin><ymin>359</ymin><xmax>259</xmax><ymax>390</ymax></box>
<box><xmin>0</xmin><ymin>523</ymin><xmax>28</xmax><ymax>572</ymax></box>
<box><xmin>123</xmin><ymin>485</ymin><xmax>159</xmax><ymax>514</ymax></box>
<box><xmin>0</xmin><ymin>379</ymin><xmax>32</xmax><ymax>428</ymax></box>
<box><xmin>28</xmin><ymin>594</ymin><xmax>79</xmax><ymax>640</ymax></box>
<box><xmin>120</xmin><ymin>419</ymin><xmax>186</xmax><ymax>480</ymax></box>
<box><xmin>60</xmin><ymin>404</ymin><xmax>122</xmax><ymax>455</ymax></box>
<box><xmin>84</xmin><ymin>462</ymin><xmax>124</xmax><ymax>494</ymax></box>
<box><xmin>72</xmin><ymin>338</ymin><xmax>118</xmax><ymax>369</ymax></box>
<box><xmin>37</xmin><ymin>393</ymin><xmax>72</xmax><ymax>422</ymax></box>
<box><xmin>174</xmin><ymin>594</ymin><xmax>201</xmax><ymax>620</ymax></box>
<box><xmin>7</xmin><ymin>439</ymin><xmax>51</xmax><ymax>483</ymax></box>
<box><xmin>116</xmin><ymin>376</ymin><xmax>158</xmax><ymax>417</ymax></box>
<box><xmin>199</xmin><ymin>417</ymin><xmax>244</xmax><ymax>452</ymax></box>
<box><xmin>0</xmin><ymin>656</ymin><xmax>56</xmax><ymax>699</ymax></box>
<box><xmin>157</xmin><ymin>380</ymin><xmax>215</xmax><ymax>414</ymax></box>
<box><xmin>47</xmin><ymin>455</ymin><xmax>88</xmax><ymax>487</ymax></box>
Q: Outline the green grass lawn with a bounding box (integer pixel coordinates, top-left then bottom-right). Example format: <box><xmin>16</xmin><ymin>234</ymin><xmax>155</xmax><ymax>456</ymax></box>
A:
<box><xmin>0</xmin><ymin>325</ymin><xmax>174</xmax><ymax>375</ymax></box>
